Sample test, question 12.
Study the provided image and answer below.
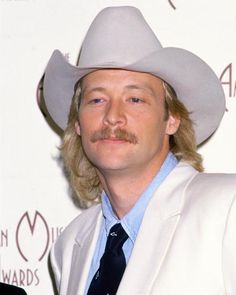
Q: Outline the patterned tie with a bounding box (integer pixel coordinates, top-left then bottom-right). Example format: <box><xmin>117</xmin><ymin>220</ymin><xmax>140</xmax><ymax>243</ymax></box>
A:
<box><xmin>87</xmin><ymin>223</ymin><xmax>129</xmax><ymax>295</ymax></box>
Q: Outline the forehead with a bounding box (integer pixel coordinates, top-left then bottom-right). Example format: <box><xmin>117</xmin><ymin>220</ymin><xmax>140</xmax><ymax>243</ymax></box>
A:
<box><xmin>81</xmin><ymin>69</ymin><xmax>164</xmax><ymax>95</ymax></box>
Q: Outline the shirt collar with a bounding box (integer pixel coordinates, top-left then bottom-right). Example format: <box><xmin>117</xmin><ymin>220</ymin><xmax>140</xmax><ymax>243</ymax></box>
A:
<box><xmin>101</xmin><ymin>152</ymin><xmax>178</xmax><ymax>243</ymax></box>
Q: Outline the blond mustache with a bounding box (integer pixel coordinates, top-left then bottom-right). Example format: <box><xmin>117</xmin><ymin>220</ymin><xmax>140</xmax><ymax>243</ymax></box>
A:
<box><xmin>90</xmin><ymin>127</ymin><xmax>138</xmax><ymax>144</ymax></box>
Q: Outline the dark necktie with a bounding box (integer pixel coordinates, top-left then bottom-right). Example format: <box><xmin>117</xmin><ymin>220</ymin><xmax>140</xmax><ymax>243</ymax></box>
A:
<box><xmin>87</xmin><ymin>223</ymin><xmax>128</xmax><ymax>295</ymax></box>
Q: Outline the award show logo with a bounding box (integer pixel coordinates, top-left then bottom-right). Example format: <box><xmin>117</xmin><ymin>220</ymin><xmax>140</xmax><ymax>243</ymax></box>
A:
<box><xmin>220</xmin><ymin>63</ymin><xmax>236</xmax><ymax>98</ymax></box>
<box><xmin>0</xmin><ymin>211</ymin><xmax>63</xmax><ymax>287</ymax></box>
<box><xmin>16</xmin><ymin>211</ymin><xmax>50</xmax><ymax>262</ymax></box>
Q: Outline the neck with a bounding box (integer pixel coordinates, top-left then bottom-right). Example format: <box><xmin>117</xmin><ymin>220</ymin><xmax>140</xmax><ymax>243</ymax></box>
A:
<box><xmin>97</xmin><ymin>152</ymin><xmax>169</xmax><ymax>219</ymax></box>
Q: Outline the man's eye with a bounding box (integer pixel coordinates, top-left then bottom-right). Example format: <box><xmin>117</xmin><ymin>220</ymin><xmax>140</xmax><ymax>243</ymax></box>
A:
<box><xmin>88</xmin><ymin>98</ymin><xmax>104</xmax><ymax>104</ymax></box>
<box><xmin>130</xmin><ymin>97</ymin><xmax>143</xmax><ymax>103</ymax></box>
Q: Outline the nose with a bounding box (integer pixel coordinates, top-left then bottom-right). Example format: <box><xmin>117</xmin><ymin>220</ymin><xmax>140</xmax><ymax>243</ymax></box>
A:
<box><xmin>103</xmin><ymin>99</ymin><xmax>127</xmax><ymax>127</ymax></box>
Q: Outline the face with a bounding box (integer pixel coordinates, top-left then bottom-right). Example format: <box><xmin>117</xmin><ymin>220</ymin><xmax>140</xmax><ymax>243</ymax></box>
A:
<box><xmin>76</xmin><ymin>69</ymin><xmax>179</xmax><ymax>176</ymax></box>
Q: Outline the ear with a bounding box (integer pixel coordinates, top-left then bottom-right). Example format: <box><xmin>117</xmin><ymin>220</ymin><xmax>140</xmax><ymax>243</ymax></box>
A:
<box><xmin>75</xmin><ymin>120</ymin><xmax>81</xmax><ymax>136</ymax></box>
<box><xmin>165</xmin><ymin>113</ymin><xmax>180</xmax><ymax>135</ymax></box>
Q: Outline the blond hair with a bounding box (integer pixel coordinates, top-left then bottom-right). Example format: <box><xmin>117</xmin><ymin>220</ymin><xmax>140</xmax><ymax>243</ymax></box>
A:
<box><xmin>61</xmin><ymin>80</ymin><xmax>203</xmax><ymax>207</ymax></box>
<box><xmin>163</xmin><ymin>83</ymin><xmax>203</xmax><ymax>172</ymax></box>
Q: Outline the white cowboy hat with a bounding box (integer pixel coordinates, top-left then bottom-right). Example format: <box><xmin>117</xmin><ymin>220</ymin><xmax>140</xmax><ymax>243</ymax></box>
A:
<box><xmin>43</xmin><ymin>6</ymin><xmax>225</xmax><ymax>145</ymax></box>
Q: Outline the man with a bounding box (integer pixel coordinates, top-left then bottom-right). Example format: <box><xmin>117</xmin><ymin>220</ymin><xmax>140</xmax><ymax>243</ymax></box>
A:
<box><xmin>0</xmin><ymin>283</ymin><xmax>27</xmax><ymax>295</ymax></box>
<box><xmin>42</xmin><ymin>6</ymin><xmax>236</xmax><ymax>295</ymax></box>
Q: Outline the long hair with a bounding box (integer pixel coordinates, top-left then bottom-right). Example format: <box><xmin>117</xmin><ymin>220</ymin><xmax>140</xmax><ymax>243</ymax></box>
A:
<box><xmin>61</xmin><ymin>79</ymin><xmax>203</xmax><ymax>207</ymax></box>
<box><xmin>163</xmin><ymin>82</ymin><xmax>203</xmax><ymax>172</ymax></box>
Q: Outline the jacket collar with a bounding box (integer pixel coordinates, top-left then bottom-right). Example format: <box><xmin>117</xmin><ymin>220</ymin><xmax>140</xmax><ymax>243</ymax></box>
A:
<box><xmin>67</xmin><ymin>206</ymin><xmax>103</xmax><ymax>295</ymax></box>
<box><xmin>117</xmin><ymin>161</ymin><xmax>198</xmax><ymax>294</ymax></box>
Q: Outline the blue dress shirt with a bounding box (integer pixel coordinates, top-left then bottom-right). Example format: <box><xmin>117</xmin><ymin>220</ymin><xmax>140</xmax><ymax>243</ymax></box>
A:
<box><xmin>84</xmin><ymin>152</ymin><xmax>178</xmax><ymax>294</ymax></box>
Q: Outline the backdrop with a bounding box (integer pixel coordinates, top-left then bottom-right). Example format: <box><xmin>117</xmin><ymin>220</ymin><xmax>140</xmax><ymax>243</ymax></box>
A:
<box><xmin>1</xmin><ymin>0</ymin><xmax>236</xmax><ymax>294</ymax></box>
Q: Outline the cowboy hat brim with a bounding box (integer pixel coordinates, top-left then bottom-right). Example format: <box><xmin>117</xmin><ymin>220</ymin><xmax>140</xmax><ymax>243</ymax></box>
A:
<box><xmin>43</xmin><ymin>48</ymin><xmax>225</xmax><ymax>145</ymax></box>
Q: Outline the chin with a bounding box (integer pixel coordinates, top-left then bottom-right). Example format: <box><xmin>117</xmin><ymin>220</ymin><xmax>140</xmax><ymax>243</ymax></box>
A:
<box><xmin>94</xmin><ymin>162</ymin><xmax>127</xmax><ymax>172</ymax></box>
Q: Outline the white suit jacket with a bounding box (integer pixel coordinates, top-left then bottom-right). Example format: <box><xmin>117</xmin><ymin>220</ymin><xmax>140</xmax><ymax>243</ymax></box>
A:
<box><xmin>50</xmin><ymin>162</ymin><xmax>236</xmax><ymax>295</ymax></box>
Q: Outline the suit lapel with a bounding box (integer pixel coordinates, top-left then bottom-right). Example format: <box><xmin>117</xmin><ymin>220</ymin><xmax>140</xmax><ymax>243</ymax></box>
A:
<box><xmin>66</xmin><ymin>209</ymin><xmax>103</xmax><ymax>295</ymax></box>
<box><xmin>117</xmin><ymin>162</ymin><xmax>198</xmax><ymax>294</ymax></box>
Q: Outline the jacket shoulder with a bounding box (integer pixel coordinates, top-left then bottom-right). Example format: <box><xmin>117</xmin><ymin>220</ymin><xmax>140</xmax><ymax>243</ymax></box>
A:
<box><xmin>184</xmin><ymin>172</ymin><xmax>236</xmax><ymax>212</ymax></box>
<box><xmin>189</xmin><ymin>172</ymin><xmax>236</xmax><ymax>194</ymax></box>
<box><xmin>54</xmin><ymin>203</ymin><xmax>101</xmax><ymax>252</ymax></box>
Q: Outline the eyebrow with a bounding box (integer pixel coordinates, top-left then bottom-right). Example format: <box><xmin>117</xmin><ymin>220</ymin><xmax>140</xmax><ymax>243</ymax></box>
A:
<box><xmin>81</xmin><ymin>86</ymin><xmax>106</xmax><ymax>97</ymax></box>
<box><xmin>124</xmin><ymin>84</ymin><xmax>155</xmax><ymax>95</ymax></box>
<box><xmin>82</xmin><ymin>84</ymin><xmax>156</xmax><ymax>97</ymax></box>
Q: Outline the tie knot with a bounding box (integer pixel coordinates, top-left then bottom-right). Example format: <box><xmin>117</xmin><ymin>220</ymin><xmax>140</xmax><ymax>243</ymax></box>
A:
<box><xmin>109</xmin><ymin>223</ymin><xmax>126</xmax><ymax>236</ymax></box>
<box><xmin>106</xmin><ymin>223</ymin><xmax>128</xmax><ymax>252</ymax></box>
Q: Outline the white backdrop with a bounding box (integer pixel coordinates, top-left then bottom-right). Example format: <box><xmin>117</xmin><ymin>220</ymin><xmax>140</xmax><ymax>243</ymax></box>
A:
<box><xmin>1</xmin><ymin>0</ymin><xmax>236</xmax><ymax>294</ymax></box>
